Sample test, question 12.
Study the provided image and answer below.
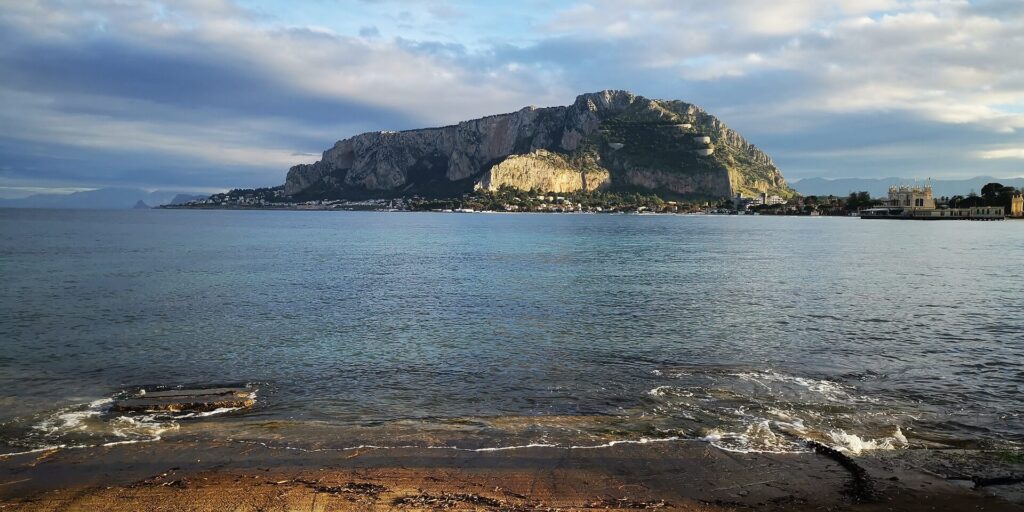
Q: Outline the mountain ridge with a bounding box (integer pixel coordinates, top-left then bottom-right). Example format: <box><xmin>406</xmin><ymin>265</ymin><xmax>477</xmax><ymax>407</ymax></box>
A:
<box><xmin>0</xmin><ymin>188</ymin><xmax>207</xmax><ymax>209</ymax></box>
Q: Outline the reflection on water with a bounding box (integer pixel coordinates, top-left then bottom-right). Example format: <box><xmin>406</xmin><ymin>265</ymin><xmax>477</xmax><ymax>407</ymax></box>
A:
<box><xmin>0</xmin><ymin>210</ymin><xmax>1022</xmax><ymax>455</ymax></box>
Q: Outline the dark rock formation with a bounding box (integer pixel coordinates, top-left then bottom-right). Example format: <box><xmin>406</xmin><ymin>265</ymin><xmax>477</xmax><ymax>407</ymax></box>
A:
<box><xmin>113</xmin><ymin>387</ymin><xmax>255</xmax><ymax>413</ymax></box>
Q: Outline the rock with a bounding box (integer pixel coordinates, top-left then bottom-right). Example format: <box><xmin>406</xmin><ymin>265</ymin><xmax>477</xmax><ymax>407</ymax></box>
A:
<box><xmin>113</xmin><ymin>387</ymin><xmax>255</xmax><ymax>413</ymax></box>
<box><xmin>475</xmin><ymin>149</ymin><xmax>610</xmax><ymax>194</ymax></box>
<box><xmin>284</xmin><ymin>90</ymin><xmax>793</xmax><ymax>200</ymax></box>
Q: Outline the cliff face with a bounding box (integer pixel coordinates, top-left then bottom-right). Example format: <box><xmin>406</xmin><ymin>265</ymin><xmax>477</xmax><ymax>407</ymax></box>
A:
<box><xmin>284</xmin><ymin>91</ymin><xmax>792</xmax><ymax>200</ymax></box>
<box><xmin>475</xmin><ymin>150</ymin><xmax>610</xmax><ymax>194</ymax></box>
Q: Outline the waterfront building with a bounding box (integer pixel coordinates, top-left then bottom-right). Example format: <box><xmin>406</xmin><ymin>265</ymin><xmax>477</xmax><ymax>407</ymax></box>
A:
<box><xmin>861</xmin><ymin>183</ymin><xmax>1004</xmax><ymax>220</ymax></box>
<box><xmin>1013</xmin><ymin>194</ymin><xmax>1023</xmax><ymax>218</ymax></box>
<box><xmin>885</xmin><ymin>184</ymin><xmax>935</xmax><ymax>209</ymax></box>
<box><xmin>861</xmin><ymin>205</ymin><xmax>1004</xmax><ymax>220</ymax></box>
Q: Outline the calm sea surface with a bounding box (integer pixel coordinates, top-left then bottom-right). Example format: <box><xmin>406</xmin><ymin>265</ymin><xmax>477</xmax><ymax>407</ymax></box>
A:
<box><xmin>1</xmin><ymin>209</ymin><xmax>1022</xmax><ymax>455</ymax></box>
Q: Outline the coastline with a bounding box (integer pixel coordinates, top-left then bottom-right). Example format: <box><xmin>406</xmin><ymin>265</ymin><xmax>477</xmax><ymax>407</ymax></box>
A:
<box><xmin>2</xmin><ymin>440</ymin><xmax>1021</xmax><ymax>511</ymax></box>
<box><xmin>158</xmin><ymin>204</ymin><xmax>860</xmax><ymax>217</ymax></box>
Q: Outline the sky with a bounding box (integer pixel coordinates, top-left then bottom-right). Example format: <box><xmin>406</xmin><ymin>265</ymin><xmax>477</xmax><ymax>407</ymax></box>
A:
<box><xmin>1</xmin><ymin>0</ymin><xmax>1023</xmax><ymax>197</ymax></box>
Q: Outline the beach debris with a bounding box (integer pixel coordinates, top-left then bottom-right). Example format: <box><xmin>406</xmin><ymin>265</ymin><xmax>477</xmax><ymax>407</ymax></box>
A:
<box><xmin>112</xmin><ymin>386</ymin><xmax>255</xmax><ymax>414</ymax></box>
<box><xmin>586</xmin><ymin>497</ymin><xmax>670</xmax><ymax>509</ymax></box>
<box><xmin>294</xmin><ymin>478</ymin><xmax>388</xmax><ymax>498</ymax></box>
<box><xmin>971</xmin><ymin>474</ymin><xmax>1024</xmax><ymax>489</ymax></box>
<box><xmin>807</xmin><ymin>440</ymin><xmax>875</xmax><ymax>502</ymax></box>
<box><xmin>392</xmin><ymin>492</ymin><xmax>505</xmax><ymax>509</ymax></box>
<box><xmin>131</xmin><ymin>467</ymin><xmax>188</xmax><ymax>489</ymax></box>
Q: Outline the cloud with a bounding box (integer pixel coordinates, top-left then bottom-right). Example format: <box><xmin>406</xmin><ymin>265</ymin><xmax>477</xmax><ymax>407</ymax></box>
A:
<box><xmin>530</xmin><ymin>0</ymin><xmax>1024</xmax><ymax>131</ymax></box>
<box><xmin>977</xmin><ymin>148</ymin><xmax>1024</xmax><ymax>160</ymax></box>
<box><xmin>0</xmin><ymin>0</ymin><xmax>1021</xmax><ymax>190</ymax></box>
<box><xmin>0</xmin><ymin>0</ymin><xmax>571</xmax><ymax>190</ymax></box>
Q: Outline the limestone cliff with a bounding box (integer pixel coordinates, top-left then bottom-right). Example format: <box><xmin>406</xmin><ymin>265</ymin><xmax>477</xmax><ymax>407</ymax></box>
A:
<box><xmin>475</xmin><ymin>150</ymin><xmax>610</xmax><ymax>194</ymax></box>
<box><xmin>284</xmin><ymin>90</ymin><xmax>793</xmax><ymax>200</ymax></box>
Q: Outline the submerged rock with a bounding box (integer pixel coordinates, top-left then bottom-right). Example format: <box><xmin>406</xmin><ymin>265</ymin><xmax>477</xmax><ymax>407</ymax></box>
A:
<box><xmin>112</xmin><ymin>387</ymin><xmax>255</xmax><ymax>414</ymax></box>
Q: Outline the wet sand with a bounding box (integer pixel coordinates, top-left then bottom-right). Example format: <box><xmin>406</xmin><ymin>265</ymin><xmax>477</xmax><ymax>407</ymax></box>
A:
<box><xmin>2</xmin><ymin>440</ymin><xmax>1022</xmax><ymax>511</ymax></box>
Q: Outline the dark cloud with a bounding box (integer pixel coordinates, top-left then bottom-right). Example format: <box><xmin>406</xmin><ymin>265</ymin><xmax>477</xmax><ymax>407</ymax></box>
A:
<box><xmin>0</xmin><ymin>134</ymin><xmax>278</xmax><ymax>189</ymax></box>
<box><xmin>754</xmin><ymin>112</ymin><xmax>1024</xmax><ymax>179</ymax></box>
<box><xmin>0</xmin><ymin>29</ymin><xmax>414</xmax><ymax>128</ymax></box>
<box><xmin>0</xmin><ymin>14</ymin><xmax>425</xmax><ymax>191</ymax></box>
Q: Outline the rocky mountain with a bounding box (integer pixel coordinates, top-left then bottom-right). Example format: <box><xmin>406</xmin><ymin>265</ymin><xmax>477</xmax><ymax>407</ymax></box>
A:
<box><xmin>285</xmin><ymin>90</ymin><xmax>793</xmax><ymax>200</ymax></box>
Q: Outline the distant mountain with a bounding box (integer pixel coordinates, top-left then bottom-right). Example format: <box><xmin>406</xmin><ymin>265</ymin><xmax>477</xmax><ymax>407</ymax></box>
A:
<box><xmin>0</xmin><ymin>188</ymin><xmax>208</xmax><ymax>209</ymax></box>
<box><xmin>167</xmin><ymin>194</ymin><xmax>207</xmax><ymax>205</ymax></box>
<box><xmin>132</xmin><ymin>200</ymin><xmax>151</xmax><ymax>209</ymax></box>
<box><xmin>286</xmin><ymin>90</ymin><xmax>793</xmax><ymax>200</ymax></box>
<box><xmin>792</xmin><ymin>176</ymin><xmax>1024</xmax><ymax>198</ymax></box>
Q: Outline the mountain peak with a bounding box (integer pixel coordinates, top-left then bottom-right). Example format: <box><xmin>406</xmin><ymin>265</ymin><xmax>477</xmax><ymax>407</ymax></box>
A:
<box><xmin>574</xmin><ymin>90</ymin><xmax>639</xmax><ymax>111</ymax></box>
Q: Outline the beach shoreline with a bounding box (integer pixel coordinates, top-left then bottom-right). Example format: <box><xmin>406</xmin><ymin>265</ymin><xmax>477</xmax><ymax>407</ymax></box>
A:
<box><xmin>2</xmin><ymin>439</ymin><xmax>1021</xmax><ymax>511</ymax></box>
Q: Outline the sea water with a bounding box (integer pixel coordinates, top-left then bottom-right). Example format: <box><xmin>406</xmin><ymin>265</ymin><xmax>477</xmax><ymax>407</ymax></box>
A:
<box><xmin>1</xmin><ymin>209</ymin><xmax>1021</xmax><ymax>455</ymax></box>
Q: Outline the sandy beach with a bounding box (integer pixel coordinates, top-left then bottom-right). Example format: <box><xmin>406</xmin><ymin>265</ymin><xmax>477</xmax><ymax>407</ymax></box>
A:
<box><xmin>2</xmin><ymin>440</ymin><xmax>1021</xmax><ymax>511</ymax></box>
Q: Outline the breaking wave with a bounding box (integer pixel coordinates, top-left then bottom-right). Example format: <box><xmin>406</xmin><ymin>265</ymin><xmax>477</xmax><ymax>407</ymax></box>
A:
<box><xmin>0</xmin><ymin>391</ymin><xmax>251</xmax><ymax>458</ymax></box>
<box><xmin>646</xmin><ymin>367</ymin><xmax>911</xmax><ymax>454</ymax></box>
<box><xmin>0</xmin><ymin>372</ymin><xmax>920</xmax><ymax>458</ymax></box>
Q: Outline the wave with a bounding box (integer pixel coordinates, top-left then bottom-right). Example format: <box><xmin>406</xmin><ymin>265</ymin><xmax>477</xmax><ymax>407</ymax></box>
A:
<box><xmin>1</xmin><ymin>391</ymin><xmax>251</xmax><ymax>457</ymax></box>
<box><xmin>646</xmin><ymin>368</ymin><xmax>910</xmax><ymax>454</ymax></box>
<box><xmin>827</xmin><ymin>427</ymin><xmax>908</xmax><ymax>454</ymax></box>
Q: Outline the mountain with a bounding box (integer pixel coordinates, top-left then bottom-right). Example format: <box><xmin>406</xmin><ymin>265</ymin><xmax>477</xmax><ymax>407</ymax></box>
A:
<box><xmin>167</xmin><ymin>193</ymin><xmax>207</xmax><ymax>205</ymax></box>
<box><xmin>792</xmin><ymin>176</ymin><xmax>1024</xmax><ymax>198</ymax></box>
<box><xmin>132</xmin><ymin>200</ymin><xmax>151</xmax><ymax>209</ymax></box>
<box><xmin>0</xmin><ymin>188</ymin><xmax>207</xmax><ymax>209</ymax></box>
<box><xmin>285</xmin><ymin>90</ymin><xmax>793</xmax><ymax>201</ymax></box>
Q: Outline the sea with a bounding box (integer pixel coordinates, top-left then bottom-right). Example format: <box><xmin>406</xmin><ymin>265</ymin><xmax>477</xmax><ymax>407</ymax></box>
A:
<box><xmin>1</xmin><ymin>209</ymin><xmax>1022</xmax><ymax>457</ymax></box>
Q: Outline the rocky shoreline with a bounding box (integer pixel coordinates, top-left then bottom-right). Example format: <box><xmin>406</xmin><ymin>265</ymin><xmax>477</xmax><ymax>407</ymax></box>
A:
<box><xmin>2</xmin><ymin>440</ymin><xmax>1022</xmax><ymax>511</ymax></box>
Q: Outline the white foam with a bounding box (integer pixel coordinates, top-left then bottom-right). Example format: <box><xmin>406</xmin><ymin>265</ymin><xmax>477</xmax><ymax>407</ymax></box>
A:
<box><xmin>701</xmin><ymin>421</ymin><xmax>807</xmax><ymax>454</ymax></box>
<box><xmin>826</xmin><ymin>426</ymin><xmax>908</xmax><ymax>454</ymax></box>
<box><xmin>459</xmin><ymin>443</ymin><xmax>558</xmax><ymax>452</ymax></box>
<box><xmin>109</xmin><ymin>414</ymin><xmax>179</xmax><ymax>439</ymax></box>
<box><xmin>33</xmin><ymin>398</ymin><xmax>114</xmax><ymax>434</ymax></box>
<box><xmin>102</xmin><ymin>439</ymin><xmax>159</xmax><ymax>447</ymax></box>
<box><xmin>174</xmin><ymin>407</ymin><xmax>242</xmax><ymax>419</ymax></box>
<box><xmin>648</xmin><ymin>386</ymin><xmax>697</xmax><ymax>399</ymax></box>
<box><xmin>731</xmin><ymin>371</ymin><xmax>851</xmax><ymax>402</ymax></box>
<box><xmin>13</xmin><ymin>391</ymin><xmax>255</xmax><ymax>455</ymax></box>
<box><xmin>0</xmin><ymin>445</ymin><xmax>66</xmax><ymax>459</ymax></box>
<box><xmin>231</xmin><ymin>437</ymin><xmax>689</xmax><ymax>454</ymax></box>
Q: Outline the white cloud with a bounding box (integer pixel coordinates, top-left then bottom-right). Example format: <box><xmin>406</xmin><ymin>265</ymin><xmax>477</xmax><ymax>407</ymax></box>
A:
<box><xmin>542</xmin><ymin>0</ymin><xmax>1024</xmax><ymax>132</ymax></box>
<box><xmin>977</xmin><ymin>148</ymin><xmax>1024</xmax><ymax>160</ymax></box>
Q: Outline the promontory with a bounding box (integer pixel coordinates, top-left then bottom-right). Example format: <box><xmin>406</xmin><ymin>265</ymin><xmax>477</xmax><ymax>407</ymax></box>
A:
<box><xmin>284</xmin><ymin>90</ymin><xmax>794</xmax><ymax>201</ymax></box>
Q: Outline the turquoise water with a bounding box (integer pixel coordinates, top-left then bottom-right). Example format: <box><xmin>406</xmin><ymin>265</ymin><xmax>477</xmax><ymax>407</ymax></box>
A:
<box><xmin>0</xmin><ymin>209</ymin><xmax>1022</xmax><ymax>455</ymax></box>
